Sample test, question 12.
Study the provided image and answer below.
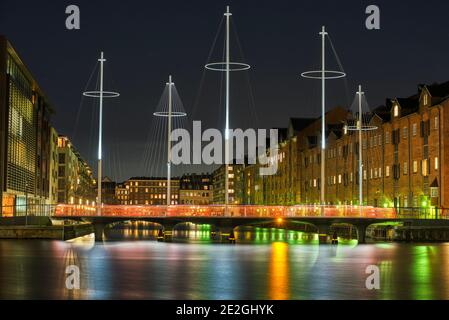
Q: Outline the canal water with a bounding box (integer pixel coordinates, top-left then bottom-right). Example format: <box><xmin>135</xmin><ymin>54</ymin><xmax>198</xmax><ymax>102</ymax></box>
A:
<box><xmin>0</xmin><ymin>223</ymin><xmax>448</xmax><ymax>300</ymax></box>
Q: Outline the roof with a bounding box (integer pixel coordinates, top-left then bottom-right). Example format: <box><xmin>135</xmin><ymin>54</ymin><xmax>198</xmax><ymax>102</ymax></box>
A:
<box><xmin>289</xmin><ymin>118</ymin><xmax>316</xmax><ymax>132</ymax></box>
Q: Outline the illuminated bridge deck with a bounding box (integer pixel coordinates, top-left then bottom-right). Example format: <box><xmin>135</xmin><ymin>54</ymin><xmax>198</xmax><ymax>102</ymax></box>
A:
<box><xmin>55</xmin><ymin>204</ymin><xmax>397</xmax><ymax>219</ymax></box>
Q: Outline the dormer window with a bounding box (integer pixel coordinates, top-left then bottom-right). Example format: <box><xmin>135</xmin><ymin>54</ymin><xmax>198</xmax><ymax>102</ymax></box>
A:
<box><xmin>423</xmin><ymin>94</ymin><xmax>428</xmax><ymax>106</ymax></box>
<box><xmin>393</xmin><ymin>105</ymin><xmax>399</xmax><ymax>118</ymax></box>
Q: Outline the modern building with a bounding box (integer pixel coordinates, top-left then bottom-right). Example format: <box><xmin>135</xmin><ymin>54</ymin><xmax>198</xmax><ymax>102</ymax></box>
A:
<box><xmin>56</xmin><ymin>136</ymin><xmax>96</xmax><ymax>206</ymax></box>
<box><xmin>179</xmin><ymin>173</ymin><xmax>213</xmax><ymax>205</ymax></box>
<box><xmin>126</xmin><ymin>177</ymin><xmax>179</xmax><ymax>205</ymax></box>
<box><xmin>0</xmin><ymin>36</ymin><xmax>54</xmax><ymax>216</ymax></box>
<box><xmin>48</xmin><ymin>127</ymin><xmax>59</xmax><ymax>206</ymax></box>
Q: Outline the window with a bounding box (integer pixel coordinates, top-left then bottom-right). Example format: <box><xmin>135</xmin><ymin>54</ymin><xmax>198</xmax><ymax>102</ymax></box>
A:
<box><xmin>422</xmin><ymin>159</ymin><xmax>428</xmax><ymax>177</ymax></box>
<box><xmin>435</xmin><ymin>157</ymin><xmax>439</xmax><ymax>171</ymax></box>
<box><xmin>413</xmin><ymin>161</ymin><xmax>418</xmax><ymax>174</ymax></box>
<box><xmin>403</xmin><ymin>162</ymin><xmax>408</xmax><ymax>175</ymax></box>
<box><xmin>379</xmin><ymin>167</ymin><xmax>382</xmax><ymax>178</ymax></box>
<box><xmin>394</xmin><ymin>105</ymin><xmax>399</xmax><ymax>117</ymax></box>
<box><xmin>386</xmin><ymin>166</ymin><xmax>390</xmax><ymax>177</ymax></box>
<box><xmin>431</xmin><ymin>187</ymin><xmax>439</xmax><ymax>198</ymax></box>
<box><xmin>385</xmin><ymin>132</ymin><xmax>390</xmax><ymax>144</ymax></box>
<box><xmin>412</xmin><ymin>123</ymin><xmax>417</xmax><ymax>136</ymax></box>
<box><xmin>58</xmin><ymin>153</ymin><xmax>65</xmax><ymax>164</ymax></box>
<box><xmin>338</xmin><ymin>175</ymin><xmax>342</xmax><ymax>184</ymax></box>
<box><xmin>435</xmin><ymin>116</ymin><xmax>439</xmax><ymax>130</ymax></box>
<box><xmin>403</xmin><ymin>127</ymin><xmax>408</xmax><ymax>139</ymax></box>
<box><xmin>364</xmin><ymin>170</ymin><xmax>367</xmax><ymax>180</ymax></box>
<box><xmin>423</xmin><ymin>94</ymin><xmax>428</xmax><ymax>106</ymax></box>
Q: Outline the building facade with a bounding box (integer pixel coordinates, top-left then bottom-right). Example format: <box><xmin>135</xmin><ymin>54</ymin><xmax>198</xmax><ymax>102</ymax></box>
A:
<box><xmin>126</xmin><ymin>177</ymin><xmax>179</xmax><ymax>205</ymax></box>
<box><xmin>101</xmin><ymin>176</ymin><xmax>117</xmax><ymax>204</ymax></box>
<box><xmin>179</xmin><ymin>173</ymin><xmax>213</xmax><ymax>205</ymax></box>
<box><xmin>115</xmin><ymin>183</ymin><xmax>129</xmax><ymax>205</ymax></box>
<box><xmin>48</xmin><ymin>127</ymin><xmax>58</xmax><ymax>206</ymax></box>
<box><xmin>212</xmin><ymin>164</ymin><xmax>245</xmax><ymax>204</ymax></box>
<box><xmin>242</xmin><ymin>82</ymin><xmax>449</xmax><ymax>210</ymax></box>
<box><xmin>0</xmin><ymin>36</ymin><xmax>53</xmax><ymax>216</ymax></box>
<box><xmin>56</xmin><ymin>136</ymin><xmax>96</xmax><ymax>205</ymax></box>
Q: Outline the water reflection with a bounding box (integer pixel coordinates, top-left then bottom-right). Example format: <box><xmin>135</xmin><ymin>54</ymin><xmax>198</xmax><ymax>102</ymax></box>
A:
<box><xmin>0</xmin><ymin>225</ymin><xmax>449</xmax><ymax>299</ymax></box>
<box><xmin>269</xmin><ymin>242</ymin><xmax>289</xmax><ymax>300</ymax></box>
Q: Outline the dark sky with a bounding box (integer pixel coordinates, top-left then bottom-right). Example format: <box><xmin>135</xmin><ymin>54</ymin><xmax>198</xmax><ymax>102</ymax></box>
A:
<box><xmin>1</xmin><ymin>0</ymin><xmax>449</xmax><ymax>181</ymax></box>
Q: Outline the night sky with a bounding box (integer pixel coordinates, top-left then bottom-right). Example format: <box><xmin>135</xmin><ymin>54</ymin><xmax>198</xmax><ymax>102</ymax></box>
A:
<box><xmin>1</xmin><ymin>0</ymin><xmax>449</xmax><ymax>181</ymax></box>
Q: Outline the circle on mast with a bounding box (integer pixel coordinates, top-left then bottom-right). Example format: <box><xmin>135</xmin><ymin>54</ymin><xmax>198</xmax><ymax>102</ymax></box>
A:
<box><xmin>300</xmin><ymin>70</ymin><xmax>346</xmax><ymax>80</ymax></box>
<box><xmin>205</xmin><ymin>62</ymin><xmax>251</xmax><ymax>72</ymax></box>
<box><xmin>153</xmin><ymin>111</ymin><xmax>187</xmax><ymax>117</ymax></box>
<box><xmin>83</xmin><ymin>91</ymin><xmax>120</xmax><ymax>98</ymax></box>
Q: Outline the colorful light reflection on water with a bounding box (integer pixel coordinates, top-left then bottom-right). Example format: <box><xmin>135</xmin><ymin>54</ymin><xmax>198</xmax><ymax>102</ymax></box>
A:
<box><xmin>1</xmin><ymin>228</ymin><xmax>449</xmax><ymax>299</ymax></box>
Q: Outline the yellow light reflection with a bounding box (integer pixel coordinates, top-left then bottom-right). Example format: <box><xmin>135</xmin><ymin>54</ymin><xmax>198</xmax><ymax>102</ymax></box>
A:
<box><xmin>269</xmin><ymin>242</ymin><xmax>289</xmax><ymax>300</ymax></box>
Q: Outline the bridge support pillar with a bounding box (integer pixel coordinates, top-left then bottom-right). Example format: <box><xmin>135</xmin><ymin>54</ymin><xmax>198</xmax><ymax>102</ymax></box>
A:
<box><xmin>219</xmin><ymin>227</ymin><xmax>236</xmax><ymax>243</ymax></box>
<box><xmin>356</xmin><ymin>224</ymin><xmax>368</xmax><ymax>244</ymax></box>
<box><xmin>158</xmin><ymin>224</ymin><xmax>175</xmax><ymax>242</ymax></box>
<box><xmin>93</xmin><ymin>223</ymin><xmax>105</xmax><ymax>242</ymax></box>
<box><xmin>316</xmin><ymin>224</ymin><xmax>331</xmax><ymax>245</ymax></box>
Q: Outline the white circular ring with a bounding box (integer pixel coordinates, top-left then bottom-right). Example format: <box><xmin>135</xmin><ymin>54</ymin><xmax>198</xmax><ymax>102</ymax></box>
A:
<box><xmin>346</xmin><ymin>125</ymin><xmax>378</xmax><ymax>131</ymax></box>
<box><xmin>83</xmin><ymin>91</ymin><xmax>120</xmax><ymax>98</ymax></box>
<box><xmin>205</xmin><ymin>62</ymin><xmax>251</xmax><ymax>72</ymax></box>
<box><xmin>153</xmin><ymin>111</ymin><xmax>187</xmax><ymax>117</ymax></box>
<box><xmin>301</xmin><ymin>70</ymin><xmax>346</xmax><ymax>80</ymax></box>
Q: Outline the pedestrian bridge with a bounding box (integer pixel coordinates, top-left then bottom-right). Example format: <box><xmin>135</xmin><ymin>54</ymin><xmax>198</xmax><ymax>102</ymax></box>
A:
<box><xmin>53</xmin><ymin>204</ymin><xmax>441</xmax><ymax>243</ymax></box>
<box><xmin>55</xmin><ymin>204</ymin><xmax>396</xmax><ymax>219</ymax></box>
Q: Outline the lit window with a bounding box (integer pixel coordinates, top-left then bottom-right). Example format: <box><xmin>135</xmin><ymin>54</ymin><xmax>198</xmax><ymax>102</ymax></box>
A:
<box><xmin>422</xmin><ymin>159</ymin><xmax>428</xmax><ymax>177</ymax></box>
<box><xmin>435</xmin><ymin>157</ymin><xmax>439</xmax><ymax>171</ymax></box>
<box><xmin>413</xmin><ymin>161</ymin><xmax>418</xmax><ymax>174</ymax></box>
<box><xmin>338</xmin><ymin>175</ymin><xmax>342</xmax><ymax>184</ymax></box>
<box><xmin>394</xmin><ymin>105</ymin><xmax>399</xmax><ymax>117</ymax></box>
<box><xmin>386</xmin><ymin>166</ymin><xmax>390</xmax><ymax>177</ymax></box>
<box><xmin>423</xmin><ymin>94</ymin><xmax>428</xmax><ymax>105</ymax></box>
<box><xmin>412</xmin><ymin>124</ymin><xmax>417</xmax><ymax>136</ymax></box>
<box><xmin>403</xmin><ymin>162</ymin><xmax>408</xmax><ymax>175</ymax></box>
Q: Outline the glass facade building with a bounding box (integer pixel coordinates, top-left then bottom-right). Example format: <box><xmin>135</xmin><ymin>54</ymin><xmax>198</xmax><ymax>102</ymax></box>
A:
<box><xmin>0</xmin><ymin>36</ymin><xmax>53</xmax><ymax>216</ymax></box>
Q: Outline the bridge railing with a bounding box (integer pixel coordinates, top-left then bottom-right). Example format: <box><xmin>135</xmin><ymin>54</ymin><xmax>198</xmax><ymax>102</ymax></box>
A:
<box><xmin>53</xmin><ymin>204</ymin><xmax>397</xmax><ymax>219</ymax></box>
<box><xmin>0</xmin><ymin>204</ymin><xmax>57</xmax><ymax>217</ymax></box>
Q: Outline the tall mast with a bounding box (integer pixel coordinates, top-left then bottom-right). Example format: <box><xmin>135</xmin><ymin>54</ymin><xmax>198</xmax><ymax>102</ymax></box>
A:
<box><xmin>167</xmin><ymin>75</ymin><xmax>173</xmax><ymax>206</ymax></box>
<box><xmin>320</xmin><ymin>26</ymin><xmax>327</xmax><ymax>208</ymax></box>
<box><xmin>224</xmin><ymin>6</ymin><xmax>231</xmax><ymax>213</ymax></box>
<box><xmin>97</xmin><ymin>51</ymin><xmax>105</xmax><ymax>215</ymax></box>
<box><xmin>357</xmin><ymin>85</ymin><xmax>364</xmax><ymax>216</ymax></box>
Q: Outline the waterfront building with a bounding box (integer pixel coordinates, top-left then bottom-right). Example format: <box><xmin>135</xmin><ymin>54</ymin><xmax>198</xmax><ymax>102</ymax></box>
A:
<box><xmin>115</xmin><ymin>182</ymin><xmax>129</xmax><ymax>205</ymax></box>
<box><xmin>48</xmin><ymin>127</ymin><xmax>59</xmax><ymax>206</ymax></box>
<box><xmin>179</xmin><ymin>173</ymin><xmax>213</xmax><ymax>205</ymax></box>
<box><xmin>56</xmin><ymin>136</ymin><xmax>96</xmax><ymax>205</ymax></box>
<box><xmin>101</xmin><ymin>176</ymin><xmax>117</xmax><ymax>204</ymax></box>
<box><xmin>126</xmin><ymin>177</ymin><xmax>179</xmax><ymax>205</ymax></box>
<box><xmin>246</xmin><ymin>82</ymin><xmax>449</xmax><ymax>210</ymax></box>
<box><xmin>0</xmin><ymin>36</ymin><xmax>53</xmax><ymax>216</ymax></box>
<box><xmin>212</xmin><ymin>163</ymin><xmax>245</xmax><ymax>205</ymax></box>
